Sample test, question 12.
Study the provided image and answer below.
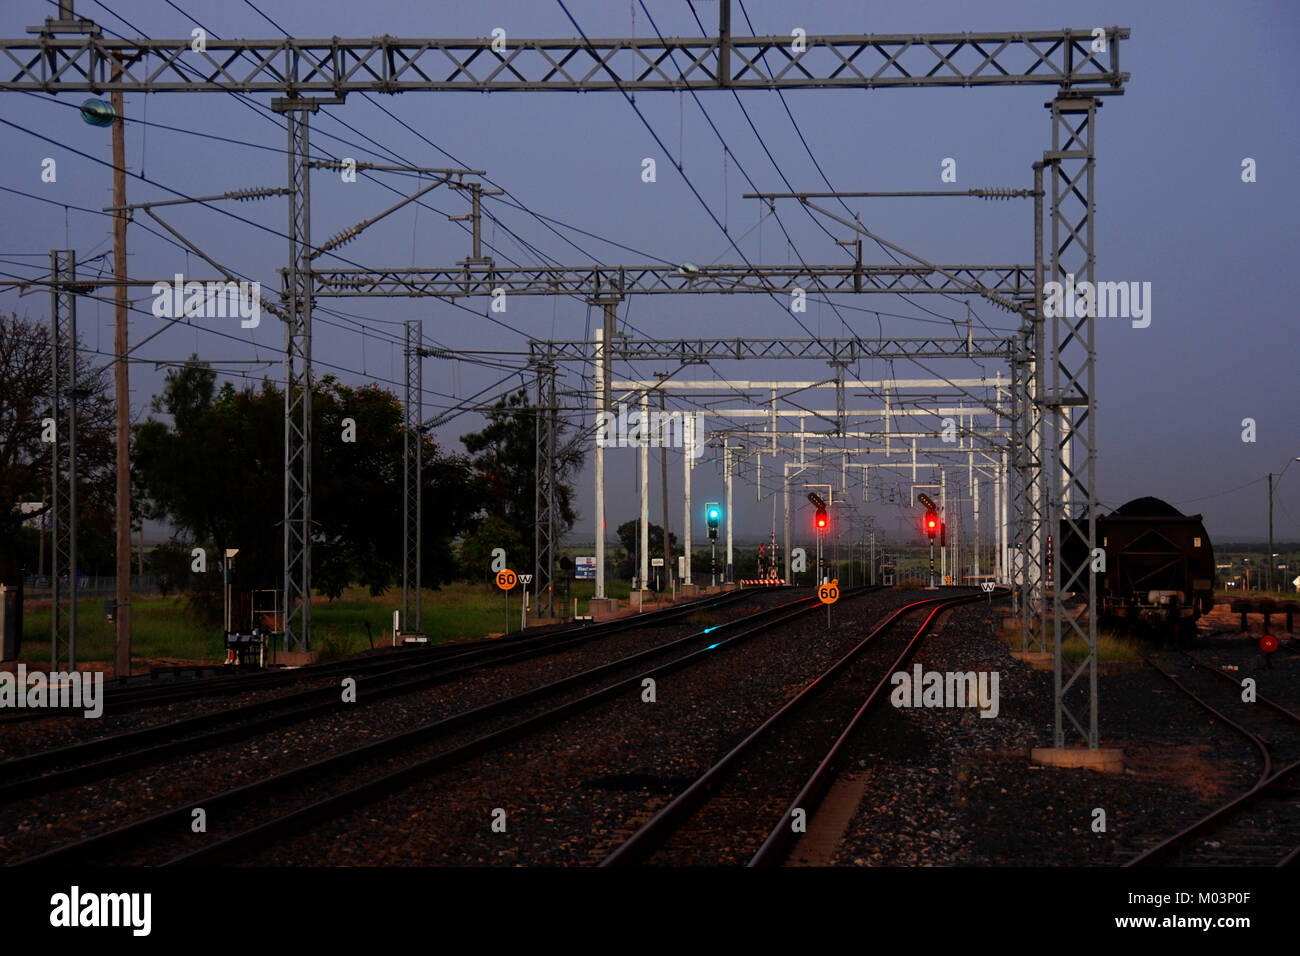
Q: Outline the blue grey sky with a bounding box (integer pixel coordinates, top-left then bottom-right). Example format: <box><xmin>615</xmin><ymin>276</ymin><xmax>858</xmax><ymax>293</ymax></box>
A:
<box><xmin>0</xmin><ymin>1</ymin><xmax>1296</xmax><ymax>550</ymax></box>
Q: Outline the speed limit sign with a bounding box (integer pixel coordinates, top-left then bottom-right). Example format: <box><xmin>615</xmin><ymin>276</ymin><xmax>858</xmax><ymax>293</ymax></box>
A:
<box><xmin>495</xmin><ymin>569</ymin><xmax>518</xmax><ymax>590</ymax></box>
<box><xmin>818</xmin><ymin>579</ymin><xmax>840</xmax><ymax>605</ymax></box>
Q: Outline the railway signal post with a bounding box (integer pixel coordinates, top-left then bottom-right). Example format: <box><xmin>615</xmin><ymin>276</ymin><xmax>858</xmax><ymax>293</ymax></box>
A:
<box><xmin>706</xmin><ymin>503</ymin><xmax>720</xmax><ymax>589</ymax></box>
<box><xmin>808</xmin><ymin>492</ymin><xmax>829</xmax><ymax>584</ymax></box>
<box><xmin>919</xmin><ymin>494</ymin><xmax>940</xmax><ymax>589</ymax></box>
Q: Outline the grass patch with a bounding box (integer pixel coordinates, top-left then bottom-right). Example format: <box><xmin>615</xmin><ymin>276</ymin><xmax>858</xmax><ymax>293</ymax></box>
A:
<box><xmin>16</xmin><ymin>577</ymin><xmax>644</xmax><ymax>664</ymax></box>
<box><xmin>20</xmin><ymin>595</ymin><xmax>216</xmax><ymax>664</ymax></box>
<box><xmin>996</xmin><ymin>618</ymin><xmax>1144</xmax><ymax>663</ymax></box>
<box><xmin>1062</xmin><ymin>630</ymin><xmax>1144</xmax><ymax>663</ymax></box>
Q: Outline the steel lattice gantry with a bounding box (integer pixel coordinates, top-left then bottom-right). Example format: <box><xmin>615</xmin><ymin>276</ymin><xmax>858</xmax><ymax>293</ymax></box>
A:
<box><xmin>310</xmin><ymin>263</ymin><xmax>1033</xmax><ymax>300</ymax></box>
<box><xmin>605</xmin><ymin>371</ymin><xmax>1011</xmax><ymax>596</ymax></box>
<box><xmin>1047</xmin><ymin>97</ymin><xmax>1100</xmax><ymax>748</ymax></box>
<box><xmin>402</xmin><ymin>320</ymin><xmax>423</xmax><ymax>636</ymax></box>
<box><xmin>5</xmin><ymin>10</ymin><xmax>1126</xmax><ymax>747</ymax></box>
<box><xmin>528</xmin><ymin>336</ymin><xmax>1015</xmax><ymax>364</ymax></box>
<box><xmin>48</xmin><ymin>249</ymin><xmax>78</xmax><ymax>671</ymax></box>
<box><xmin>534</xmin><ymin>363</ymin><xmax>559</xmax><ymax>619</ymax></box>
<box><xmin>279</xmin><ymin>106</ymin><xmax>313</xmax><ymax>651</ymax></box>
<box><xmin>530</xmin><ymin>335</ymin><xmax>1012</xmax><ymax>607</ymax></box>
<box><xmin>0</xmin><ymin>28</ymin><xmax>1128</xmax><ymax>93</ymax></box>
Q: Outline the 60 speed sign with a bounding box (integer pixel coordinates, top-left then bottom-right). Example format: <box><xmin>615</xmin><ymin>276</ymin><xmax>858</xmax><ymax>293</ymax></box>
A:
<box><xmin>818</xmin><ymin>579</ymin><xmax>840</xmax><ymax>605</ymax></box>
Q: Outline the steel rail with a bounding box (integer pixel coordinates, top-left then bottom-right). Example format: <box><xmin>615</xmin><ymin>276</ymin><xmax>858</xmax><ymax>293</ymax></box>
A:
<box><xmin>14</xmin><ymin>588</ymin><xmax>868</xmax><ymax>866</ymax></box>
<box><xmin>1126</xmin><ymin>652</ymin><xmax>1300</xmax><ymax>867</ymax></box>
<box><xmin>750</xmin><ymin>589</ymin><xmax>1001</xmax><ymax>866</ymax></box>
<box><xmin>601</xmin><ymin>588</ymin><xmax>996</xmax><ymax>866</ymax></box>
<box><xmin>0</xmin><ymin>586</ymin><xmax>754</xmax><ymax>724</ymax></box>
<box><xmin>0</xmin><ymin>588</ymin><xmax>760</xmax><ymax>804</ymax></box>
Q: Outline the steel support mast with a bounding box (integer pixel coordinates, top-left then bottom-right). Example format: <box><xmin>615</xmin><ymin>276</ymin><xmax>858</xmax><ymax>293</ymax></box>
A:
<box><xmin>48</xmin><ymin>249</ymin><xmax>78</xmax><ymax>672</ymax></box>
<box><xmin>403</xmin><ymin>319</ymin><xmax>423</xmax><ymax>635</ymax></box>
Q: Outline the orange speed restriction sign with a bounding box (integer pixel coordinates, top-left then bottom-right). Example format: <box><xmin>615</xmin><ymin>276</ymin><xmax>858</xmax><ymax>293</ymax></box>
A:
<box><xmin>818</xmin><ymin>580</ymin><xmax>840</xmax><ymax>605</ymax></box>
<box><xmin>496</xmin><ymin>569</ymin><xmax>518</xmax><ymax>590</ymax></box>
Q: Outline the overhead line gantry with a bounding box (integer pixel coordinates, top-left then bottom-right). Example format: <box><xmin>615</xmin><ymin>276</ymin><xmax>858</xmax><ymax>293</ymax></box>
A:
<box><xmin>5</xmin><ymin>4</ymin><xmax>1126</xmax><ymax>752</ymax></box>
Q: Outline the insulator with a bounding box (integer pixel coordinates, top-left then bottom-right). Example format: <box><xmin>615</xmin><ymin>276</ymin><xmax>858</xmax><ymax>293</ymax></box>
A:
<box><xmin>972</xmin><ymin>187</ymin><xmax>1022</xmax><ymax>200</ymax></box>
<box><xmin>321</xmin><ymin>228</ymin><xmax>360</xmax><ymax>251</ymax></box>
<box><xmin>79</xmin><ymin>98</ymin><xmax>115</xmax><ymax>127</ymax></box>
<box><xmin>228</xmin><ymin>187</ymin><xmax>282</xmax><ymax>202</ymax></box>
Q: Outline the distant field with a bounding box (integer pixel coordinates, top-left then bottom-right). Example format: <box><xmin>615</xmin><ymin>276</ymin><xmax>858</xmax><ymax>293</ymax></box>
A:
<box><xmin>17</xmin><ymin>577</ymin><xmax>635</xmax><ymax>665</ymax></box>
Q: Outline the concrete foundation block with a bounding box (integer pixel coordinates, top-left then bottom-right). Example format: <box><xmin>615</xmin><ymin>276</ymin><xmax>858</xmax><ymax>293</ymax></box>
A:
<box><xmin>588</xmin><ymin>598</ymin><xmax>619</xmax><ymax>620</ymax></box>
<box><xmin>1030</xmin><ymin>746</ymin><xmax>1124</xmax><ymax>773</ymax></box>
<box><xmin>276</xmin><ymin>650</ymin><xmax>319</xmax><ymax>667</ymax></box>
<box><xmin>1012</xmin><ymin>651</ymin><xmax>1054</xmax><ymax>671</ymax></box>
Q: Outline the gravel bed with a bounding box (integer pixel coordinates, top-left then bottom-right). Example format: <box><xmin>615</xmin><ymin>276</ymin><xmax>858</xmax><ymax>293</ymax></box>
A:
<box><xmin>0</xmin><ymin>590</ymin><xmax>796</xmax><ymax>863</ymax></box>
<box><xmin>645</xmin><ymin>598</ymin><xmax>942</xmax><ymax>865</ymax></box>
<box><xmin>240</xmin><ymin>588</ymin><xmax>932</xmax><ymax>865</ymax></box>
<box><xmin>0</xmin><ymin>671</ymin><xmax>360</xmax><ymax>761</ymax></box>
<box><xmin>0</xmin><ymin>636</ymin><xmax>561</xmax><ymax>760</ymax></box>
<box><xmin>831</xmin><ymin>610</ymin><xmax>1266</xmax><ymax>866</ymax></box>
<box><xmin>1186</xmin><ymin>631</ymin><xmax>1300</xmax><ymax>717</ymax></box>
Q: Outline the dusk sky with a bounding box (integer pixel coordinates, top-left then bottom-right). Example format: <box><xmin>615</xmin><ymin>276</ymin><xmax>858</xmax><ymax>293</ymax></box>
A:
<box><xmin>1</xmin><ymin>0</ymin><xmax>1295</xmax><ymax>552</ymax></box>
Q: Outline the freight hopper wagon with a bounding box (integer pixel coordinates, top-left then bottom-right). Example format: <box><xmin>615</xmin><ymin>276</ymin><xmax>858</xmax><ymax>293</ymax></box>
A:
<box><xmin>1062</xmin><ymin>496</ymin><xmax>1216</xmax><ymax>642</ymax></box>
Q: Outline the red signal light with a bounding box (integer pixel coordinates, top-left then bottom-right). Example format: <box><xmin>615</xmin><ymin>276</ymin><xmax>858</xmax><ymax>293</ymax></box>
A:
<box><xmin>815</xmin><ymin>505</ymin><xmax>828</xmax><ymax>532</ymax></box>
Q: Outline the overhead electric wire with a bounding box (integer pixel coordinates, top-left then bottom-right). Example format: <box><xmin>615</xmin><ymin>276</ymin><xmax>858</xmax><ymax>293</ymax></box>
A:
<box><xmin>554</xmin><ymin>0</ymin><xmax>820</xmax><ymax>342</ymax></box>
<box><xmin>74</xmin><ymin>0</ymin><xmax>615</xmax><ymax>347</ymax></box>
<box><xmin>13</xmin><ymin>36</ymin><xmax>536</xmax><ymax>419</ymax></box>
<box><xmin>728</xmin><ymin>0</ymin><xmax>1007</xmax><ymax>349</ymax></box>
<box><xmin>236</xmin><ymin>0</ymin><xmax>666</xmax><ymax>346</ymax></box>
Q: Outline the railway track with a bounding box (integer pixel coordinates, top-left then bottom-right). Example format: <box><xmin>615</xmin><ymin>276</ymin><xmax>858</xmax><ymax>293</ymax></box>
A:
<box><xmin>11</xmin><ymin>586</ymin><xmax>864</xmax><ymax>866</ymax></box>
<box><xmin>0</xmin><ymin>587</ymin><xmax>756</xmax><ymax>727</ymax></box>
<box><xmin>601</xmin><ymin>588</ymin><xmax>999</xmax><ymax>867</ymax></box>
<box><xmin>1127</xmin><ymin>650</ymin><xmax>1300</xmax><ymax>867</ymax></box>
<box><xmin>0</xmin><ymin>587</ymin><xmax>764</xmax><ymax>806</ymax></box>
<box><xmin>0</xmin><ymin>588</ymin><xmax>761</xmax><ymax>805</ymax></box>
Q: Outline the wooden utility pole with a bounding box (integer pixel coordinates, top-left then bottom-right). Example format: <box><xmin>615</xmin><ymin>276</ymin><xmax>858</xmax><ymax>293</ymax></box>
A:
<box><xmin>111</xmin><ymin>65</ymin><xmax>131</xmax><ymax>679</ymax></box>
<box><xmin>1267</xmin><ymin>472</ymin><xmax>1274</xmax><ymax>594</ymax></box>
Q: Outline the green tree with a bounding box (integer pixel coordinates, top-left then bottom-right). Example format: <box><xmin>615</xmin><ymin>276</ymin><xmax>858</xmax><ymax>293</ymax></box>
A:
<box><xmin>460</xmin><ymin>388</ymin><xmax>583</xmax><ymax>568</ymax></box>
<box><xmin>147</xmin><ymin>541</ymin><xmax>193</xmax><ymax>597</ymax></box>
<box><xmin>458</xmin><ymin>514</ymin><xmax>525</xmax><ymax>585</ymax></box>
<box><xmin>0</xmin><ymin>312</ymin><xmax>116</xmax><ymax>579</ymax></box>
<box><xmin>133</xmin><ymin>358</ymin><xmax>480</xmax><ymax>618</ymax></box>
<box><xmin>615</xmin><ymin>520</ymin><xmax>678</xmax><ymax>582</ymax></box>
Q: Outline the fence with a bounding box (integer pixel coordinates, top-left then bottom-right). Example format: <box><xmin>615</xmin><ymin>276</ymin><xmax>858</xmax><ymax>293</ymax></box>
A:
<box><xmin>22</xmin><ymin>574</ymin><xmax>161</xmax><ymax>597</ymax></box>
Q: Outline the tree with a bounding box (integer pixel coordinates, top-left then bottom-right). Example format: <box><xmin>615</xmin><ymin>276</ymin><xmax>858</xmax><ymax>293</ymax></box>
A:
<box><xmin>460</xmin><ymin>387</ymin><xmax>583</xmax><ymax>568</ymax></box>
<box><xmin>133</xmin><ymin>358</ymin><xmax>480</xmax><ymax>618</ymax></box>
<box><xmin>458</xmin><ymin>514</ymin><xmax>525</xmax><ymax>585</ymax></box>
<box><xmin>147</xmin><ymin>541</ymin><xmax>193</xmax><ymax>597</ymax></box>
<box><xmin>615</xmin><ymin>520</ymin><xmax>678</xmax><ymax>581</ymax></box>
<box><xmin>0</xmin><ymin>312</ymin><xmax>116</xmax><ymax>578</ymax></box>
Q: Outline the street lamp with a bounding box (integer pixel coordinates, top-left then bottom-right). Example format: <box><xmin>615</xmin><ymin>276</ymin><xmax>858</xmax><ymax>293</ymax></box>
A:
<box><xmin>223</xmin><ymin>548</ymin><xmax>239</xmax><ymax>635</ymax></box>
